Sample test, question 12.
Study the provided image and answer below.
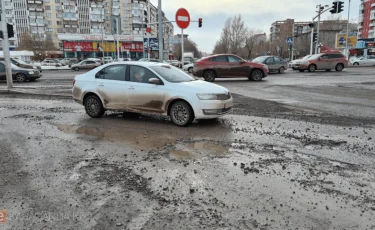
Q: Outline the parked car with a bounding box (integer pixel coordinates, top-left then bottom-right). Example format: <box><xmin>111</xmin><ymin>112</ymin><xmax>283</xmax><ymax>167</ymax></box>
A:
<box><xmin>289</xmin><ymin>55</ymin><xmax>312</xmax><ymax>70</ymax></box>
<box><xmin>61</xmin><ymin>58</ymin><xmax>71</xmax><ymax>65</ymax></box>
<box><xmin>0</xmin><ymin>61</ymin><xmax>42</xmax><ymax>82</ymax></box>
<box><xmin>0</xmin><ymin>58</ymin><xmax>42</xmax><ymax>73</ymax></box>
<box><xmin>178</xmin><ymin>61</ymin><xmax>191</xmax><ymax>68</ymax></box>
<box><xmin>350</xmin><ymin>56</ymin><xmax>375</xmax><ymax>66</ymax></box>
<box><xmin>170</xmin><ymin>60</ymin><xmax>180</xmax><ymax>67</ymax></box>
<box><xmin>72</xmin><ymin>62</ymin><xmax>233</xmax><ymax>126</ymax></box>
<box><xmin>86</xmin><ymin>58</ymin><xmax>102</xmax><ymax>64</ymax></box>
<box><xmin>298</xmin><ymin>52</ymin><xmax>348</xmax><ymax>72</ymax></box>
<box><xmin>183</xmin><ymin>63</ymin><xmax>194</xmax><ymax>73</ymax></box>
<box><xmin>252</xmin><ymin>56</ymin><xmax>288</xmax><ymax>73</ymax></box>
<box><xmin>71</xmin><ymin>60</ymin><xmax>101</xmax><ymax>71</ymax></box>
<box><xmin>41</xmin><ymin>60</ymin><xmax>62</xmax><ymax>67</ymax></box>
<box><xmin>68</xmin><ymin>58</ymin><xmax>79</xmax><ymax>67</ymax></box>
<box><xmin>193</xmin><ymin>54</ymin><xmax>269</xmax><ymax>82</ymax></box>
<box><xmin>117</xmin><ymin>58</ymin><xmax>132</xmax><ymax>61</ymax></box>
<box><xmin>102</xmin><ymin>57</ymin><xmax>114</xmax><ymax>64</ymax></box>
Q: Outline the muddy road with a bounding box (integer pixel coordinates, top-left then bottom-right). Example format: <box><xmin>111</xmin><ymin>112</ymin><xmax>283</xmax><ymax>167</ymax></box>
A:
<box><xmin>1</xmin><ymin>69</ymin><xmax>375</xmax><ymax>229</ymax></box>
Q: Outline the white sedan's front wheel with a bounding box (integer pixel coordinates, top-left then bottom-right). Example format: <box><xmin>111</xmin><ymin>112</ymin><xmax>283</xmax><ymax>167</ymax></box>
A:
<box><xmin>170</xmin><ymin>101</ymin><xmax>194</xmax><ymax>127</ymax></box>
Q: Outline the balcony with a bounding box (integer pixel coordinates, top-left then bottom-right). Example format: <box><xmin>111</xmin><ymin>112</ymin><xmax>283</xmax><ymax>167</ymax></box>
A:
<box><xmin>29</xmin><ymin>15</ymin><xmax>36</xmax><ymax>18</ymax></box>
<box><xmin>372</xmin><ymin>3</ymin><xmax>375</xmax><ymax>7</ymax></box>
<box><xmin>30</xmin><ymin>23</ymin><xmax>37</xmax><ymax>26</ymax></box>
<box><xmin>35</xmin><ymin>0</ymin><xmax>42</xmax><ymax>4</ymax></box>
<box><xmin>28</xmin><ymin>7</ymin><xmax>36</xmax><ymax>11</ymax></box>
<box><xmin>37</xmin><ymin>15</ymin><xmax>44</xmax><ymax>19</ymax></box>
<box><xmin>64</xmin><ymin>25</ymin><xmax>71</xmax><ymax>28</ymax></box>
<box><xmin>371</xmin><ymin>14</ymin><xmax>375</xmax><ymax>20</ymax></box>
<box><xmin>36</xmin><ymin>8</ymin><xmax>43</xmax><ymax>11</ymax></box>
<box><xmin>4</xmin><ymin>5</ymin><xmax>12</xmax><ymax>9</ymax></box>
<box><xmin>371</xmin><ymin>23</ymin><xmax>375</xmax><ymax>27</ymax></box>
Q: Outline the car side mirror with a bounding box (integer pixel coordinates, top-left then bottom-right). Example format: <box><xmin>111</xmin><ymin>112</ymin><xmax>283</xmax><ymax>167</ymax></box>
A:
<box><xmin>318</xmin><ymin>57</ymin><xmax>321</xmax><ymax>60</ymax></box>
<box><xmin>149</xmin><ymin>78</ymin><xmax>162</xmax><ymax>85</ymax></box>
<box><xmin>240</xmin><ymin>60</ymin><xmax>246</xmax><ymax>64</ymax></box>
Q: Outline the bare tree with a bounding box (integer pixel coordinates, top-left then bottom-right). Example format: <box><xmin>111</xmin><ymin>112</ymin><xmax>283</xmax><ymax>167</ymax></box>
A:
<box><xmin>173</xmin><ymin>38</ymin><xmax>202</xmax><ymax>60</ymax></box>
<box><xmin>213</xmin><ymin>14</ymin><xmax>247</xmax><ymax>56</ymax></box>
<box><xmin>16</xmin><ymin>33</ymin><xmax>58</xmax><ymax>60</ymax></box>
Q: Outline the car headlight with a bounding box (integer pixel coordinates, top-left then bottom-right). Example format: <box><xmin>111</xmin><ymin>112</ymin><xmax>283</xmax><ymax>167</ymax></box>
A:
<box><xmin>262</xmin><ymin>64</ymin><xmax>268</xmax><ymax>69</ymax></box>
<box><xmin>28</xmin><ymin>71</ymin><xmax>34</xmax><ymax>74</ymax></box>
<box><xmin>197</xmin><ymin>93</ymin><xmax>218</xmax><ymax>100</ymax></box>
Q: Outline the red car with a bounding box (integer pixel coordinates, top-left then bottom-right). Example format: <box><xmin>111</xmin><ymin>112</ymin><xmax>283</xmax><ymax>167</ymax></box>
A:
<box><xmin>193</xmin><ymin>54</ymin><xmax>269</xmax><ymax>82</ymax></box>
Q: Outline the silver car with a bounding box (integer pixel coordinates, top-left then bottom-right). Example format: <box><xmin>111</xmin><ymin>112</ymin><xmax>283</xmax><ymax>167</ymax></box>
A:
<box><xmin>71</xmin><ymin>60</ymin><xmax>101</xmax><ymax>71</ymax></box>
<box><xmin>252</xmin><ymin>56</ymin><xmax>288</xmax><ymax>74</ymax></box>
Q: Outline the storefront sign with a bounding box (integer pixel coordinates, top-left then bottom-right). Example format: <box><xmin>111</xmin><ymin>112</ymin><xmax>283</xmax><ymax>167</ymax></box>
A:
<box><xmin>63</xmin><ymin>41</ymin><xmax>93</xmax><ymax>52</ymax></box>
<box><xmin>58</xmin><ymin>33</ymin><xmax>140</xmax><ymax>42</ymax></box>
<box><xmin>356</xmin><ymin>38</ymin><xmax>375</xmax><ymax>49</ymax></box>
<box><xmin>120</xmin><ymin>42</ymin><xmax>143</xmax><ymax>52</ymax></box>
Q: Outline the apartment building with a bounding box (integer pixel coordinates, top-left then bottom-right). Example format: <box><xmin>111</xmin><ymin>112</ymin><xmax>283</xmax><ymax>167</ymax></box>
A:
<box><xmin>358</xmin><ymin>0</ymin><xmax>375</xmax><ymax>38</ymax></box>
<box><xmin>2</xmin><ymin>0</ymin><xmax>174</xmax><ymax>59</ymax></box>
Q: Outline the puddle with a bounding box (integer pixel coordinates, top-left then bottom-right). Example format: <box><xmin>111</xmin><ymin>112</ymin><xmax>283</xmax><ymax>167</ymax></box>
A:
<box><xmin>169</xmin><ymin>141</ymin><xmax>229</xmax><ymax>159</ymax></box>
<box><xmin>56</xmin><ymin>124</ymin><xmax>176</xmax><ymax>149</ymax></box>
<box><xmin>188</xmin><ymin>141</ymin><xmax>228</xmax><ymax>155</ymax></box>
<box><xmin>170</xmin><ymin>150</ymin><xmax>192</xmax><ymax>158</ymax></box>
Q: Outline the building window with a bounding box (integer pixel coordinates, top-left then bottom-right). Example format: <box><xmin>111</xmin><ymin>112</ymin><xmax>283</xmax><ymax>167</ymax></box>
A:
<box><xmin>57</xmin><ymin>21</ymin><xmax>62</xmax><ymax>25</ymax></box>
<box><xmin>55</xmin><ymin>0</ymin><xmax>60</xmax><ymax>2</ymax></box>
<box><xmin>55</xmin><ymin>6</ymin><xmax>61</xmax><ymax>10</ymax></box>
<box><xmin>48</xmin><ymin>21</ymin><xmax>52</xmax><ymax>25</ymax></box>
<box><xmin>57</xmin><ymin>13</ymin><xmax>62</xmax><ymax>18</ymax></box>
<box><xmin>45</xmin><ymin>6</ymin><xmax>51</xmax><ymax>10</ymax></box>
<box><xmin>9</xmin><ymin>41</ymin><xmax>15</xmax><ymax>46</ymax></box>
<box><xmin>46</xmin><ymin>13</ymin><xmax>51</xmax><ymax>18</ymax></box>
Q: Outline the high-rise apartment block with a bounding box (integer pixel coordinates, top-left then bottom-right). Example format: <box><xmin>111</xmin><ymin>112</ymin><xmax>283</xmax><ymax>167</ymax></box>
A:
<box><xmin>1</xmin><ymin>0</ymin><xmax>174</xmax><ymax>59</ymax></box>
<box><xmin>358</xmin><ymin>0</ymin><xmax>375</xmax><ymax>38</ymax></box>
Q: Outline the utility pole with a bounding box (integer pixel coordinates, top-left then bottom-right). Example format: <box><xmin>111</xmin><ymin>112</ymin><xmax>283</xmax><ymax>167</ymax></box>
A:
<box><xmin>310</xmin><ymin>24</ymin><xmax>314</xmax><ymax>55</ymax></box>
<box><xmin>291</xmin><ymin>21</ymin><xmax>295</xmax><ymax>60</ymax></box>
<box><xmin>147</xmin><ymin>0</ymin><xmax>150</xmax><ymax>60</ymax></box>
<box><xmin>1</xmin><ymin>1</ymin><xmax>13</xmax><ymax>89</ymax></box>
<box><xmin>345</xmin><ymin>0</ymin><xmax>351</xmax><ymax>57</ymax></box>
<box><xmin>157</xmin><ymin>0</ymin><xmax>163</xmax><ymax>62</ymax></box>
<box><xmin>101</xmin><ymin>7</ymin><xmax>104</xmax><ymax>58</ymax></box>
<box><xmin>315</xmin><ymin>4</ymin><xmax>322</xmax><ymax>54</ymax></box>
<box><xmin>116</xmin><ymin>18</ymin><xmax>120</xmax><ymax>60</ymax></box>
<box><xmin>142</xmin><ymin>4</ymin><xmax>145</xmax><ymax>59</ymax></box>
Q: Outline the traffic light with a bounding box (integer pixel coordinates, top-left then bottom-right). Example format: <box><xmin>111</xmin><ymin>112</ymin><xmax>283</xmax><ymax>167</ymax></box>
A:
<box><xmin>7</xmin><ymin>24</ymin><xmax>14</xmax><ymax>38</ymax></box>
<box><xmin>313</xmin><ymin>33</ymin><xmax>318</xmax><ymax>42</ymax></box>
<box><xmin>330</xmin><ymin>1</ymin><xmax>344</xmax><ymax>14</ymax></box>
<box><xmin>337</xmin><ymin>1</ymin><xmax>344</xmax><ymax>13</ymax></box>
<box><xmin>0</xmin><ymin>24</ymin><xmax>14</xmax><ymax>39</ymax></box>
<box><xmin>198</xmin><ymin>18</ymin><xmax>202</xmax><ymax>28</ymax></box>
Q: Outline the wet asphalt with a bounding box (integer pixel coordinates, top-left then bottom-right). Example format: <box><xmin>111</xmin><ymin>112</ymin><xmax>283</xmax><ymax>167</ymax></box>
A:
<box><xmin>0</xmin><ymin>68</ymin><xmax>374</xmax><ymax>229</ymax></box>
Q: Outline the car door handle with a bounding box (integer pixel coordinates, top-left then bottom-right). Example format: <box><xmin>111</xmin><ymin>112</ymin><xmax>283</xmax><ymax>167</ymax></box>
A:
<box><xmin>98</xmin><ymin>83</ymin><xmax>104</xmax><ymax>87</ymax></box>
<box><xmin>128</xmin><ymin>87</ymin><xmax>135</xmax><ymax>90</ymax></box>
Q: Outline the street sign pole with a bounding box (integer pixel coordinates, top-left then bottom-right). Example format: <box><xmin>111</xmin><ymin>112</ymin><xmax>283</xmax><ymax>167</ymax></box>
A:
<box><xmin>310</xmin><ymin>23</ymin><xmax>314</xmax><ymax>55</ymax></box>
<box><xmin>181</xmin><ymin>29</ymin><xmax>184</xmax><ymax>70</ymax></box>
<box><xmin>345</xmin><ymin>0</ymin><xmax>351</xmax><ymax>58</ymax></box>
<box><xmin>175</xmin><ymin>8</ymin><xmax>190</xmax><ymax>69</ymax></box>
<box><xmin>147</xmin><ymin>0</ymin><xmax>150</xmax><ymax>60</ymax></box>
<box><xmin>1</xmin><ymin>1</ymin><xmax>13</xmax><ymax>89</ymax></box>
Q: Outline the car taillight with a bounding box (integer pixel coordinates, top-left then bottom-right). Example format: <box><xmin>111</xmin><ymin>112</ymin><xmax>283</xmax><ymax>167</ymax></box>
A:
<box><xmin>73</xmin><ymin>79</ymin><xmax>76</xmax><ymax>86</ymax></box>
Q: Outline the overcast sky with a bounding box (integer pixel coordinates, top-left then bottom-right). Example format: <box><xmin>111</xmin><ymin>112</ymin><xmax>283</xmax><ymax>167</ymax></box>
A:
<box><xmin>150</xmin><ymin>0</ymin><xmax>359</xmax><ymax>53</ymax></box>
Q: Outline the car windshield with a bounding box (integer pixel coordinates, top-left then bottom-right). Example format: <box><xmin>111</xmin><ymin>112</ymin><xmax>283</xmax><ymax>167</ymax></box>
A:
<box><xmin>307</xmin><ymin>54</ymin><xmax>321</xmax><ymax>60</ymax></box>
<box><xmin>302</xmin><ymin>55</ymin><xmax>312</xmax><ymax>60</ymax></box>
<box><xmin>150</xmin><ymin>65</ymin><xmax>195</xmax><ymax>83</ymax></box>
<box><xmin>252</xmin><ymin>56</ymin><xmax>268</xmax><ymax>63</ymax></box>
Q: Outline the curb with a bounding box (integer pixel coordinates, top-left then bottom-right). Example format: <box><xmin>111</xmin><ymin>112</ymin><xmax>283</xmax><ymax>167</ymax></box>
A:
<box><xmin>0</xmin><ymin>89</ymin><xmax>71</xmax><ymax>99</ymax></box>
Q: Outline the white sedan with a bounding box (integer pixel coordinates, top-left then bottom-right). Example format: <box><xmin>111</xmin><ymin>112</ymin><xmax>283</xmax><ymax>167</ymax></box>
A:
<box><xmin>72</xmin><ymin>62</ymin><xmax>233</xmax><ymax>126</ymax></box>
<box><xmin>351</xmin><ymin>56</ymin><xmax>375</xmax><ymax>66</ymax></box>
<box><xmin>289</xmin><ymin>55</ymin><xmax>312</xmax><ymax>70</ymax></box>
<box><xmin>183</xmin><ymin>63</ymin><xmax>194</xmax><ymax>73</ymax></box>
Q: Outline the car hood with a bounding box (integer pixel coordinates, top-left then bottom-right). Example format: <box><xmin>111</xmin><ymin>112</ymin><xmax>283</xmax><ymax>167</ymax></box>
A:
<box><xmin>290</xmin><ymin>59</ymin><xmax>302</xmax><ymax>64</ymax></box>
<box><xmin>171</xmin><ymin>80</ymin><xmax>229</xmax><ymax>94</ymax></box>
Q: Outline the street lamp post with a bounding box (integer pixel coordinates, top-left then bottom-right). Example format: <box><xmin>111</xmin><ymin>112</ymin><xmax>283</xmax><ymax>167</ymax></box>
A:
<box><xmin>157</xmin><ymin>0</ymin><xmax>163</xmax><ymax>62</ymax></box>
<box><xmin>345</xmin><ymin>0</ymin><xmax>352</xmax><ymax>57</ymax></box>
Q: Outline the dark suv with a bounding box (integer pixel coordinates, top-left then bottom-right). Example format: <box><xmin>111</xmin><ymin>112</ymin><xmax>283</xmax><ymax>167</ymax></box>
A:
<box><xmin>298</xmin><ymin>52</ymin><xmax>348</xmax><ymax>72</ymax></box>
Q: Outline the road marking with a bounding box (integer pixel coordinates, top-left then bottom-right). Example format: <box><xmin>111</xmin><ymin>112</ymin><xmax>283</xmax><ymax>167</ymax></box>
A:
<box><xmin>177</xmin><ymin>16</ymin><xmax>189</xmax><ymax>22</ymax></box>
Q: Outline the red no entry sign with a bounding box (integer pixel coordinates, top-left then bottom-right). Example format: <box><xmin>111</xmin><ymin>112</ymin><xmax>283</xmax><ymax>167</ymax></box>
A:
<box><xmin>175</xmin><ymin>8</ymin><xmax>190</xmax><ymax>29</ymax></box>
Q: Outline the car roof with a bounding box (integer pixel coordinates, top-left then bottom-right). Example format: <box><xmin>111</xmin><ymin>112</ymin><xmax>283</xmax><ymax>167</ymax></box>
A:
<box><xmin>104</xmin><ymin>61</ymin><xmax>167</xmax><ymax>67</ymax></box>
